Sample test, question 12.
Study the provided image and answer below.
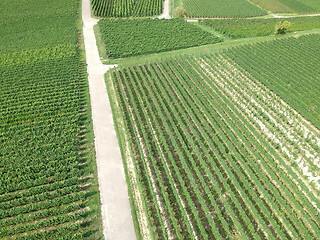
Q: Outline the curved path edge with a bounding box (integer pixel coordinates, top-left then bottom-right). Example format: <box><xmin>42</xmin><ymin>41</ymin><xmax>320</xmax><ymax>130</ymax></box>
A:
<box><xmin>82</xmin><ymin>0</ymin><xmax>136</xmax><ymax>239</ymax></box>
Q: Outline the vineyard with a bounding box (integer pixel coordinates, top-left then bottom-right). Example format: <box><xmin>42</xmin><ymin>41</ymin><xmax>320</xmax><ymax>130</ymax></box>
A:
<box><xmin>248</xmin><ymin>0</ymin><xmax>295</xmax><ymax>13</ymax></box>
<box><xmin>250</xmin><ymin>0</ymin><xmax>320</xmax><ymax>13</ymax></box>
<box><xmin>108</xmin><ymin>45</ymin><xmax>320</xmax><ymax>238</ymax></box>
<box><xmin>98</xmin><ymin>19</ymin><xmax>221</xmax><ymax>58</ymax></box>
<box><xmin>226</xmin><ymin>34</ymin><xmax>320</xmax><ymax>128</ymax></box>
<box><xmin>182</xmin><ymin>0</ymin><xmax>267</xmax><ymax>18</ymax></box>
<box><xmin>91</xmin><ymin>0</ymin><xmax>163</xmax><ymax>17</ymax></box>
<box><xmin>0</xmin><ymin>0</ymin><xmax>78</xmax><ymax>52</ymax></box>
<box><xmin>3</xmin><ymin>0</ymin><xmax>320</xmax><ymax>238</ymax></box>
<box><xmin>0</xmin><ymin>0</ymin><xmax>101</xmax><ymax>239</ymax></box>
<box><xmin>201</xmin><ymin>16</ymin><xmax>320</xmax><ymax>38</ymax></box>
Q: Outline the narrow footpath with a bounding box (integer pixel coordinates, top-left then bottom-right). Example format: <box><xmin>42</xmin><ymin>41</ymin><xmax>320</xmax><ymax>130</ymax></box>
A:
<box><xmin>159</xmin><ymin>0</ymin><xmax>171</xmax><ymax>19</ymax></box>
<box><xmin>82</xmin><ymin>0</ymin><xmax>136</xmax><ymax>239</ymax></box>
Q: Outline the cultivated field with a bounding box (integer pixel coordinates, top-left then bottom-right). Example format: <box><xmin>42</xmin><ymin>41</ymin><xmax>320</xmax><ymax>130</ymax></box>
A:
<box><xmin>2</xmin><ymin>0</ymin><xmax>320</xmax><ymax>238</ymax></box>
<box><xmin>91</xmin><ymin>0</ymin><xmax>163</xmax><ymax>17</ymax></box>
<box><xmin>182</xmin><ymin>0</ymin><xmax>267</xmax><ymax>18</ymax></box>
<box><xmin>98</xmin><ymin>19</ymin><xmax>221</xmax><ymax>58</ymax></box>
<box><xmin>0</xmin><ymin>0</ymin><xmax>101</xmax><ymax>238</ymax></box>
<box><xmin>250</xmin><ymin>0</ymin><xmax>320</xmax><ymax>13</ymax></box>
<box><xmin>227</xmin><ymin>34</ymin><xmax>320</xmax><ymax>128</ymax></box>
<box><xmin>201</xmin><ymin>16</ymin><xmax>320</xmax><ymax>38</ymax></box>
<box><xmin>107</xmin><ymin>35</ymin><xmax>320</xmax><ymax>238</ymax></box>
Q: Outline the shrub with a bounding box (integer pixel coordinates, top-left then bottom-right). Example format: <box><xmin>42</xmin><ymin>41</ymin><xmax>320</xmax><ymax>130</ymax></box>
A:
<box><xmin>275</xmin><ymin>21</ymin><xmax>291</xmax><ymax>34</ymax></box>
<box><xmin>174</xmin><ymin>7</ymin><xmax>186</xmax><ymax>18</ymax></box>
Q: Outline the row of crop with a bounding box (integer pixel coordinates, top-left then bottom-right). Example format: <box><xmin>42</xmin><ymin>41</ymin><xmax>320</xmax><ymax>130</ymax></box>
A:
<box><xmin>0</xmin><ymin>186</ymin><xmax>81</xmax><ymax>213</ymax></box>
<box><xmin>113</xmin><ymin>70</ymin><xmax>175</xmax><ymax>239</ymax></box>
<box><xmin>115</xmin><ymin>70</ymin><xmax>186</xmax><ymax>236</ymax></box>
<box><xmin>182</xmin><ymin>0</ymin><xmax>267</xmax><ymax>18</ymax></box>
<box><xmin>0</xmin><ymin>0</ymin><xmax>96</xmax><ymax>237</ymax></box>
<box><xmin>115</xmin><ymin>64</ymin><xmax>258</xmax><ymax>238</ymax></box>
<box><xmin>91</xmin><ymin>0</ymin><xmax>162</xmax><ymax>17</ymax></box>
<box><xmin>151</xmin><ymin>61</ymin><xmax>265</xmax><ymax>239</ymax></box>
<box><xmin>122</xmin><ymin>65</ymin><xmax>215</xmax><ymax>238</ymax></box>
<box><xmin>116</xmin><ymin>65</ymin><xmax>224</xmax><ymax>238</ymax></box>
<box><xmin>164</xmin><ymin>59</ymin><xmax>310</xmax><ymax>238</ymax></box>
<box><xmin>0</xmin><ymin>155</ymin><xmax>79</xmax><ymax>193</ymax></box>
<box><xmin>0</xmin><ymin>203</ymin><xmax>81</xmax><ymax>230</ymax></box>
<box><xmin>134</xmin><ymin>64</ymin><xmax>225</xmax><ymax>238</ymax></box>
<box><xmin>110</xmin><ymin>52</ymin><xmax>320</xmax><ymax>238</ymax></box>
<box><xmin>181</xmin><ymin>56</ymin><xmax>320</xmax><ymax>237</ymax></box>
<box><xmin>13</xmin><ymin>222</ymin><xmax>83</xmax><ymax>240</ymax></box>
<box><xmin>224</xmin><ymin>35</ymin><xmax>320</xmax><ymax>130</ymax></box>
<box><xmin>200</xmin><ymin>16</ymin><xmax>320</xmax><ymax>38</ymax></box>
<box><xmin>189</xmin><ymin>56</ymin><xmax>320</xmax><ymax>235</ymax></box>
<box><xmin>0</xmin><ymin>178</ymin><xmax>79</xmax><ymax>204</ymax></box>
<box><xmin>205</xmin><ymin>53</ymin><xmax>320</xmax><ymax>187</ymax></box>
<box><xmin>98</xmin><ymin>18</ymin><xmax>220</xmax><ymax>59</ymax></box>
<box><xmin>0</xmin><ymin>211</ymin><xmax>83</xmax><ymax>238</ymax></box>
<box><xmin>0</xmin><ymin>48</ymin><xmax>87</xmax><ymax>239</ymax></box>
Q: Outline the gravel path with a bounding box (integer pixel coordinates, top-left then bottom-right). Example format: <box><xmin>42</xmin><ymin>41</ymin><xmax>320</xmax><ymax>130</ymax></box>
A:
<box><xmin>159</xmin><ymin>0</ymin><xmax>171</xmax><ymax>19</ymax></box>
<box><xmin>82</xmin><ymin>0</ymin><xmax>136</xmax><ymax>239</ymax></box>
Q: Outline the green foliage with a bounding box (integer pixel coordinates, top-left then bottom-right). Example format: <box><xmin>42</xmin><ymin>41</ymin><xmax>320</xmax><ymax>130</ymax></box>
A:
<box><xmin>275</xmin><ymin>21</ymin><xmax>292</xmax><ymax>34</ymax></box>
<box><xmin>182</xmin><ymin>0</ymin><xmax>267</xmax><ymax>18</ymax></box>
<box><xmin>98</xmin><ymin>19</ymin><xmax>221</xmax><ymax>58</ymax></box>
<box><xmin>249</xmin><ymin>0</ymin><xmax>295</xmax><ymax>13</ymax></box>
<box><xmin>249</xmin><ymin>0</ymin><xmax>320</xmax><ymax>13</ymax></box>
<box><xmin>91</xmin><ymin>0</ymin><xmax>163</xmax><ymax>17</ymax></box>
<box><xmin>0</xmin><ymin>0</ymin><xmax>101</xmax><ymax>238</ymax></box>
<box><xmin>109</xmin><ymin>50</ymin><xmax>320</xmax><ymax>238</ymax></box>
<box><xmin>174</xmin><ymin>6</ymin><xmax>186</xmax><ymax>18</ymax></box>
<box><xmin>277</xmin><ymin>0</ymin><xmax>317</xmax><ymax>13</ymax></box>
<box><xmin>0</xmin><ymin>0</ymin><xmax>78</xmax><ymax>52</ymax></box>
<box><xmin>298</xmin><ymin>0</ymin><xmax>320</xmax><ymax>12</ymax></box>
<box><xmin>227</xmin><ymin>34</ymin><xmax>320</xmax><ymax>128</ymax></box>
<box><xmin>201</xmin><ymin>16</ymin><xmax>320</xmax><ymax>39</ymax></box>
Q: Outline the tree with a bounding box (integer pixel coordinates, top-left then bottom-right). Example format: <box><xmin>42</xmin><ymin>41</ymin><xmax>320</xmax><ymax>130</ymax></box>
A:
<box><xmin>274</xmin><ymin>21</ymin><xmax>291</xmax><ymax>35</ymax></box>
<box><xmin>174</xmin><ymin>7</ymin><xmax>186</xmax><ymax>18</ymax></box>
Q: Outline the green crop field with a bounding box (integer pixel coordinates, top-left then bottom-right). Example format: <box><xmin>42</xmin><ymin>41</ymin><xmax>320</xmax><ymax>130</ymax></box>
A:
<box><xmin>182</xmin><ymin>0</ymin><xmax>267</xmax><ymax>18</ymax></box>
<box><xmin>98</xmin><ymin>19</ymin><xmax>221</xmax><ymax>58</ymax></box>
<box><xmin>107</xmin><ymin>47</ymin><xmax>320</xmax><ymax>238</ymax></box>
<box><xmin>276</xmin><ymin>0</ymin><xmax>319</xmax><ymax>13</ymax></box>
<box><xmin>250</xmin><ymin>0</ymin><xmax>320</xmax><ymax>13</ymax></box>
<box><xmin>91</xmin><ymin>0</ymin><xmax>163</xmax><ymax>17</ymax></box>
<box><xmin>3</xmin><ymin>0</ymin><xmax>320</xmax><ymax>238</ymax></box>
<box><xmin>0</xmin><ymin>0</ymin><xmax>101</xmax><ymax>239</ymax></box>
<box><xmin>249</xmin><ymin>0</ymin><xmax>295</xmax><ymax>13</ymax></box>
<box><xmin>201</xmin><ymin>16</ymin><xmax>320</xmax><ymax>38</ymax></box>
<box><xmin>226</xmin><ymin>34</ymin><xmax>320</xmax><ymax>128</ymax></box>
<box><xmin>298</xmin><ymin>0</ymin><xmax>320</xmax><ymax>12</ymax></box>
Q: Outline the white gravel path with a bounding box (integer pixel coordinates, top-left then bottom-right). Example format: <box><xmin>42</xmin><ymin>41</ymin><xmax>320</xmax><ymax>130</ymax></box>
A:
<box><xmin>82</xmin><ymin>0</ymin><xmax>136</xmax><ymax>239</ymax></box>
<box><xmin>159</xmin><ymin>0</ymin><xmax>171</xmax><ymax>19</ymax></box>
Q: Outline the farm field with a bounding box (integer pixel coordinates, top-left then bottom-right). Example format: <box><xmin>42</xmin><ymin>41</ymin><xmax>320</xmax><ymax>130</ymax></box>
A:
<box><xmin>182</xmin><ymin>0</ymin><xmax>267</xmax><ymax>18</ymax></box>
<box><xmin>98</xmin><ymin>19</ymin><xmax>221</xmax><ymax>58</ymax></box>
<box><xmin>226</xmin><ymin>34</ymin><xmax>320</xmax><ymax>128</ymax></box>
<box><xmin>107</xmin><ymin>45</ymin><xmax>320</xmax><ymax>238</ymax></box>
<box><xmin>91</xmin><ymin>0</ymin><xmax>163</xmax><ymax>17</ymax></box>
<box><xmin>248</xmin><ymin>0</ymin><xmax>296</xmax><ymax>13</ymax></box>
<box><xmin>299</xmin><ymin>0</ymin><xmax>320</xmax><ymax>12</ymax></box>
<box><xmin>0</xmin><ymin>0</ymin><xmax>101</xmax><ymax>239</ymax></box>
<box><xmin>250</xmin><ymin>0</ymin><xmax>320</xmax><ymax>13</ymax></box>
<box><xmin>201</xmin><ymin>16</ymin><xmax>320</xmax><ymax>38</ymax></box>
<box><xmin>2</xmin><ymin>0</ymin><xmax>320</xmax><ymax>238</ymax></box>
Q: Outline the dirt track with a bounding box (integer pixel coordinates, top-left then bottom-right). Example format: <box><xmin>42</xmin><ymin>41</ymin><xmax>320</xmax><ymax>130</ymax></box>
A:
<box><xmin>159</xmin><ymin>0</ymin><xmax>171</xmax><ymax>19</ymax></box>
<box><xmin>82</xmin><ymin>0</ymin><xmax>136</xmax><ymax>239</ymax></box>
